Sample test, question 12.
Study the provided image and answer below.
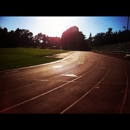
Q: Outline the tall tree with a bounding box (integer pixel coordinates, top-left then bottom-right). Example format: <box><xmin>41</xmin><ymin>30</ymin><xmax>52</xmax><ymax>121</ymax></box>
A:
<box><xmin>88</xmin><ymin>32</ymin><xmax>92</xmax><ymax>46</ymax></box>
<box><xmin>61</xmin><ymin>26</ymin><xmax>88</xmax><ymax>51</ymax></box>
<box><xmin>105</xmin><ymin>28</ymin><xmax>113</xmax><ymax>45</ymax></box>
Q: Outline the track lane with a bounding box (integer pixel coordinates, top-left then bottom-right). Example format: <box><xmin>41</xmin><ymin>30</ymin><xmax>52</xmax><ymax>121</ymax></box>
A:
<box><xmin>0</xmin><ymin>51</ymin><xmax>81</xmax><ymax>92</ymax></box>
<box><xmin>0</xmin><ymin>52</ymin><xmax>130</xmax><ymax>113</ymax></box>
<box><xmin>61</xmin><ymin>52</ymin><xmax>129</xmax><ymax>114</ymax></box>
<box><xmin>0</xmin><ymin>51</ymin><xmax>90</xmax><ymax>94</ymax></box>
<box><xmin>0</xmin><ymin>52</ymin><xmax>110</xmax><ymax>113</ymax></box>
<box><xmin>91</xmin><ymin>52</ymin><xmax>130</xmax><ymax>113</ymax></box>
<box><xmin>60</xmin><ymin>61</ymin><xmax>110</xmax><ymax>114</ymax></box>
<box><xmin>2</xmin><ymin>51</ymin><xmax>99</xmax><ymax>112</ymax></box>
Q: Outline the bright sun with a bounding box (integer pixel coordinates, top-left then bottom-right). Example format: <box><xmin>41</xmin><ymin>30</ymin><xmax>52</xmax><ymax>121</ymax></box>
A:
<box><xmin>36</xmin><ymin>17</ymin><xmax>76</xmax><ymax>37</ymax></box>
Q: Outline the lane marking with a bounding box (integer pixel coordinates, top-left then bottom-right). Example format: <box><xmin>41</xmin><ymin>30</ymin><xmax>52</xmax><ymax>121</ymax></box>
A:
<box><xmin>0</xmin><ymin>57</ymin><xmax>98</xmax><ymax>113</ymax></box>
<box><xmin>60</xmin><ymin>61</ymin><xmax>110</xmax><ymax>114</ymax></box>
<box><xmin>0</xmin><ymin>52</ymin><xmax>87</xmax><ymax>94</ymax></box>
<box><xmin>52</xmin><ymin>65</ymin><xmax>63</xmax><ymax>68</ymax></box>
<box><xmin>61</xmin><ymin>74</ymin><xmax>78</xmax><ymax>77</ymax></box>
<box><xmin>34</xmin><ymin>79</ymin><xmax>49</xmax><ymax>81</ymax></box>
<box><xmin>85</xmin><ymin>53</ymin><xmax>129</xmax><ymax>114</ymax></box>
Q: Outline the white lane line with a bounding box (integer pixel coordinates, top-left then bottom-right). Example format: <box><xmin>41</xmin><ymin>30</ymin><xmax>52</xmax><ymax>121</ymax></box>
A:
<box><xmin>0</xmin><ymin>72</ymin><xmax>67</xmax><ymax>95</ymax></box>
<box><xmin>52</xmin><ymin>65</ymin><xmax>63</xmax><ymax>68</ymax></box>
<box><xmin>102</xmin><ymin>57</ymin><xmax>129</xmax><ymax>114</ymax></box>
<box><xmin>61</xmin><ymin>74</ymin><xmax>78</xmax><ymax>77</ymax></box>
<box><xmin>0</xmin><ymin>58</ymin><xmax>98</xmax><ymax>113</ymax></box>
<box><xmin>91</xmin><ymin>52</ymin><xmax>129</xmax><ymax>113</ymax></box>
<box><xmin>60</xmin><ymin>61</ymin><xmax>110</xmax><ymax>114</ymax></box>
<box><xmin>0</xmin><ymin>52</ymin><xmax>85</xmax><ymax>94</ymax></box>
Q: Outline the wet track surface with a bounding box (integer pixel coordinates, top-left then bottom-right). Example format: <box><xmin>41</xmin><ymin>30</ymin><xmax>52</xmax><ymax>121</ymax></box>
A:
<box><xmin>0</xmin><ymin>51</ymin><xmax>130</xmax><ymax>114</ymax></box>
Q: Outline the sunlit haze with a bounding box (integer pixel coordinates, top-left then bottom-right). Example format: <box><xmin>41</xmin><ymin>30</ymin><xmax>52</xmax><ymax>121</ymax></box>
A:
<box><xmin>0</xmin><ymin>16</ymin><xmax>129</xmax><ymax>38</ymax></box>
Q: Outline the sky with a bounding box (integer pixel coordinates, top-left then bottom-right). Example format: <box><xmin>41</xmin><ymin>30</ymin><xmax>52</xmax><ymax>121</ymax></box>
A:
<box><xmin>0</xmin><ymin>16</ymin><xmax>129</xmax><ymax>38</ymax></box>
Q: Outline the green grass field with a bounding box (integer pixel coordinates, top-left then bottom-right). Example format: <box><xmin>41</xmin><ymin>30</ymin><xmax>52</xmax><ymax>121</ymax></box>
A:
<box><xmin>0</xmin><ymin>48</ymin><xmax>69</xmax><ymax>71</ymax></box>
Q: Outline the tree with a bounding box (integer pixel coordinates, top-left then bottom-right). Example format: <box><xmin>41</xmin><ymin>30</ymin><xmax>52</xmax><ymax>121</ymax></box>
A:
<box><xmin>123</xmin><ymin>26</ymin><xmax>126</xmax><ymax>30</ymax></box>
<box><xmin>0</xmin><ymin>27</ymin><xmax>9</xmax><ymax>47</ymax></box>
<box><xmin>92</xmin><ymin>32</ymin><xmax>105</xmax><ymax>46</ymax></box>
<box><xmin>88</xmin><ymin>32</ymin><xmax>92</xmax><ymax>46</ymax></box>
<box><xmin>19</xmin><ymin>29</ymin><xmax>34</xmax><ymax>47</ymax></box>
<box><xmin>105</xmin><ymin>28</ymin><xmax>113</xmax><ymax>45</ymax></box>
<box><xmin>61</xmin><ymin>26</ymin><xmax>88</xmax><ymax>51</ymax></box>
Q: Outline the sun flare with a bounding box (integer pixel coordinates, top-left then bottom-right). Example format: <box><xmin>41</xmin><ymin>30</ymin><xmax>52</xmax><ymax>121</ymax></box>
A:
<box><xmin>36</xmin><ymin>17</ymin><xmax>77</xmax><ymax>37</ymax></box>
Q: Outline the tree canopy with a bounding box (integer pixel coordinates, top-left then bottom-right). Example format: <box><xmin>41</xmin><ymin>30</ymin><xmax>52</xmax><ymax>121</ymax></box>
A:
<box><xmin>0</xmin><ymin>25</ymin><xmax>130</xmax><ymax>50</ymax></box>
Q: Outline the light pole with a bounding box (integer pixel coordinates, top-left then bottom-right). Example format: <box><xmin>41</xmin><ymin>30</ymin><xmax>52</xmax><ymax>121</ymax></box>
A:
<box><xmin>126</xmin><ymin>16</ymin><xmax>129</xmax><ymax>43</ymax></box>
<box><xmin>127</xmin><ymin>16</ymin><xmax>129</xmax><ymax>30</ymax></box>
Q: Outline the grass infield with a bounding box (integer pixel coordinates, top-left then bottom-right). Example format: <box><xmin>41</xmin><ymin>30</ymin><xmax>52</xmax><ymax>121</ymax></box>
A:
<box><xmin>0</xmin><ymin>48</ymin><xmax>69</xmax><ymax>71</ymax></box>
